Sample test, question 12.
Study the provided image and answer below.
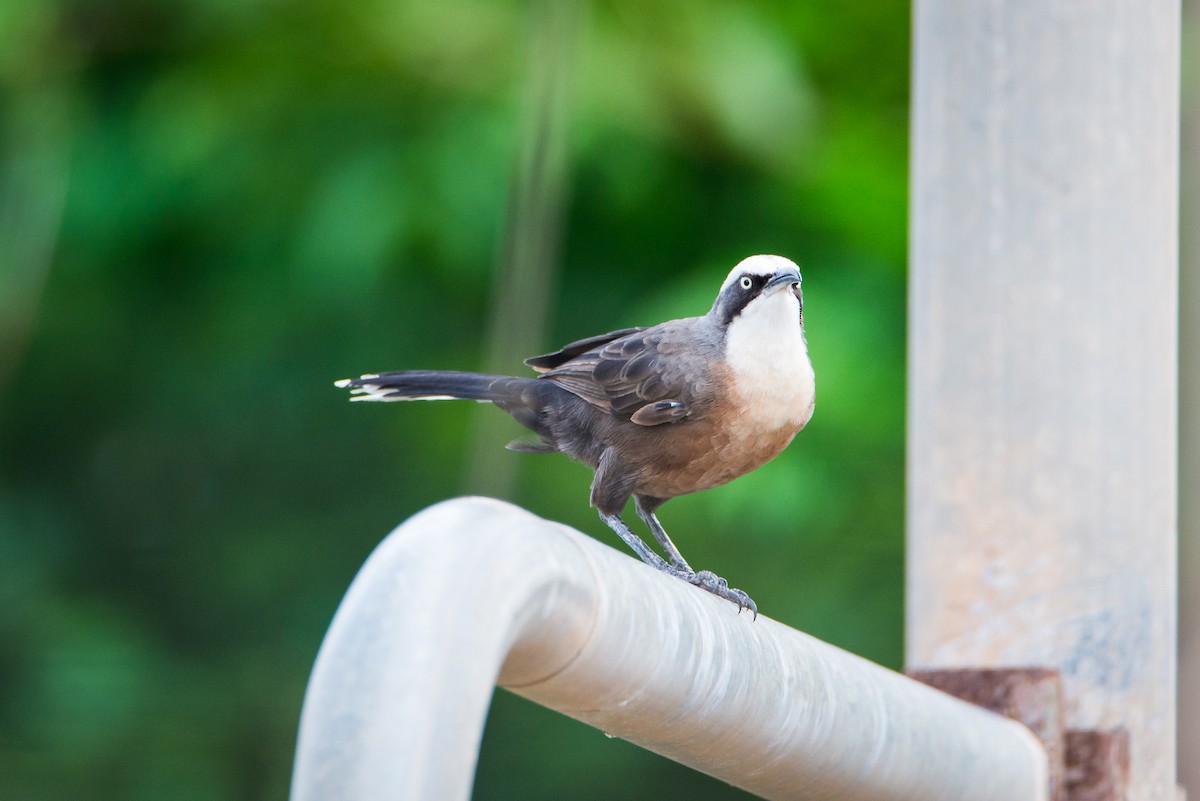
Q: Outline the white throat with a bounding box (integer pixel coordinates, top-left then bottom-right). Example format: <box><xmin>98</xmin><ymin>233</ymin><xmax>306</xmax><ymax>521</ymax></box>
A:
<box><xmin>724</xmin><ymin>290</ymin><xmax>815</xmax><ymax>429</ymax></box>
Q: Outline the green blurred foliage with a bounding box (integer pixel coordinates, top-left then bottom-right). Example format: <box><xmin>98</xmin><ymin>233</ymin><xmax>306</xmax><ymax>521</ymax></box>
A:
<box><xmin>0</xmin><ymin>0</ymin><xmax>909</xmax><ymax>798</ymax></box>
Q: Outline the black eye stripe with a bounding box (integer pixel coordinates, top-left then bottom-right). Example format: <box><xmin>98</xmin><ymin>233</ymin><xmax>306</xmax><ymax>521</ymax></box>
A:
<box><xmin>738</xmin><ymin>274</ymin><xmax>772</xmax><ymax>291</ymax></box>
<box><xmin>713</xmin><ymin>273</ymin><xmax>791</xmax><ymax>326</ymax></box>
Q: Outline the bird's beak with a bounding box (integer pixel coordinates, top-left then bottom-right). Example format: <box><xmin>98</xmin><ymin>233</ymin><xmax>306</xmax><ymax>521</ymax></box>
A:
<box><xmin>764</xmin><ymin>270</ymin><xmax>801</xmax><ymax>294</ymax></box>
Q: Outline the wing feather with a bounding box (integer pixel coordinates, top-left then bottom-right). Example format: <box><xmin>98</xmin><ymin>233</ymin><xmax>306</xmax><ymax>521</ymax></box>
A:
<box><xmin>537</xmin><ymin>320</ymin><xmax>707</xmax><ymax>424</ymax></box>
<box><xmin>524</xmin><ymin>327</ymin><xmax>647</xmax><ymax>372</ymax></box>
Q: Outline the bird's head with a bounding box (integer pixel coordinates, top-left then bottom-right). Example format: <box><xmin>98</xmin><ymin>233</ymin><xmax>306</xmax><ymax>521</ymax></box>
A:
<box><xmin>710</xmin><ymin>254</ymin><xmax>804</xmax><ymax>331</ymax></box>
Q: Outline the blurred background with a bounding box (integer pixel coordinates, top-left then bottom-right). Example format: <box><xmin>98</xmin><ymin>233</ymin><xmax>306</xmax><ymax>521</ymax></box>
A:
<box><xmin>0</xmin><ymin>1</ymin><xmax>1191</xmax><ymax>800</ymax></box>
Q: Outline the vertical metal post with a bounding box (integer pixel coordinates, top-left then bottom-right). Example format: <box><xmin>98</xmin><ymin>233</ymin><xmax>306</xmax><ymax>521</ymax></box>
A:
<box><xmin>1176</xmin><ymin>1</ymin><xmax>1199</xmax><ymax>794</ymax></box>
<box><xmin>907</xmin><ymin>3</ymin><xmax>1180</xmax><ymax>800</ymax></box>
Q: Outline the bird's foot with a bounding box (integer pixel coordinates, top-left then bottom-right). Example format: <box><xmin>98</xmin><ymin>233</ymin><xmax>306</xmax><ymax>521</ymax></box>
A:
<box><xmin>597</xmin><ymin>512</ymin><xmax>758</xmax><ymax>618</ymax></box>
<box><xmin>687</xmin><ymin>570</ymin><xmax>758</xmax><ymax>619</ymax></box>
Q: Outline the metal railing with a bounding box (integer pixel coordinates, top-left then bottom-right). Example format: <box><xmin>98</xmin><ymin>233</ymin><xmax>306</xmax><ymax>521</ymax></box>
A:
<box><xmin>290</xmin><ymin>497</ymin><xmax>1047</xmax><ymax>801</ymax></box>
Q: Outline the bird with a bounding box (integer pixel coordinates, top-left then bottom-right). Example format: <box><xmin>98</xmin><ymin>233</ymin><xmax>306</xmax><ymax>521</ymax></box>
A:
<box><xmin>335</xmin><ymin>254</ymin><xmax>815</xmax><ymax>617</ymax></box>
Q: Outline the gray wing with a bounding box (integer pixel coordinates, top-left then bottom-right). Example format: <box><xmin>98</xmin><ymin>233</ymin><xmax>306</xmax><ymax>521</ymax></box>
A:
<box><xmin>539</xmin><ymin>322</ymin><xmax>703</xmax><ymax>426</ymax></box>
<box><xmin>524</xmin><ymin>327</ymin><xmax>647</xmax><ymax>373</ymax></box>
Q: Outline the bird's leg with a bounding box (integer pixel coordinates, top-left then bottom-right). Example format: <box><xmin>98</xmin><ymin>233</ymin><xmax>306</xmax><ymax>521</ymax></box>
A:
<box><xmin>633</xmin><ymin>497</ymin><xmax>692</xmax><ymax>572</ymax></box>
<box><xmin>599</xmin><ymin>513</ymin><xmax>692</xmax><ymax>579</ymax></box>
<box><xmin>598</xmin><ymin>511</ymin><xmax>758</xmax><ymax>619</ymax></box>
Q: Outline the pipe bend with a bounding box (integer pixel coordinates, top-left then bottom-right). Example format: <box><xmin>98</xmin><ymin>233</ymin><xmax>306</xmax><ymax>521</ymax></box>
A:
<box><xmin>293</xmin><ymin>498</ymin><xmax>1048</xmax><ymax>801</ymax></box>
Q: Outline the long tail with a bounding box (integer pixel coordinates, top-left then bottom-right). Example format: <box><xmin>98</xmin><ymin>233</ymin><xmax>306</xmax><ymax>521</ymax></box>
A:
<box><xmin>335</xmin><ymin>370</ymin><xmax>559</xmax><ymax>452</ymax></box>
<box><xmin>334</xmin><ymin>371</ymin><xmax>534</xmax><ymax>403</ymax></box>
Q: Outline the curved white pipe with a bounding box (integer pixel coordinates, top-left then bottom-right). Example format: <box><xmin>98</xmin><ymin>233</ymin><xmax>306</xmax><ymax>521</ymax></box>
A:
<box><xmin>291</xmin><ymin>497</ymin><xmax>1047</xmax><ymax>801</ymax></box>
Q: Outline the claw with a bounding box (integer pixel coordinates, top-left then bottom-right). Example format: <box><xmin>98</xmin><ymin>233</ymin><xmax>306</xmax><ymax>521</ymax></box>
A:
<box><xmin>689</xmin><ymin>570</ymin><xmax>758</xmax><ymax>619</ymax></box>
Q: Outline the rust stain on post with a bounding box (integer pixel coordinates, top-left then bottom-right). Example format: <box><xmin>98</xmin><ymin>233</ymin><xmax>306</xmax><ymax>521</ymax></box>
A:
<box><xmin>1065</xmin><ymin>729</ymin><xmax>1130</xmax><ymax>801</ymax></box>
<box><xmin>909</xmin><ymin>667</ymin><xmax>1064</xmax><ymax>801</ymax></box>
<box><xmin>909</xmin><ymin>667</ymin><xmax>1136</xmax><ymax>801</ymax></box>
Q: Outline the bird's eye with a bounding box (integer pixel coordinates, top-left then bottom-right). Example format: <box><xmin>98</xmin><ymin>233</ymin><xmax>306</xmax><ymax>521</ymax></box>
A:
<box><xmin>739</xmin><ymin>276</ymin><xmax>753</xmax><ymax>290</ymax></box>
